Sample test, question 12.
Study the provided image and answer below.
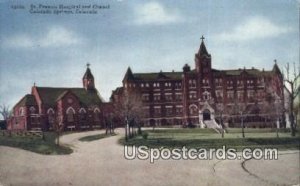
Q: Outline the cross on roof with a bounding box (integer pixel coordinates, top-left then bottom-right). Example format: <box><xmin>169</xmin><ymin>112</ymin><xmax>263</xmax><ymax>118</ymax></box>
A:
<box><xmin>200</xmin><ymin>35</ymin><xmax>205</xmax><ymax>42</ymax></box>
<box><xmin>86</xmin><ymin>63</ymin><xmax>90</xmax><ymax>68</ymax></box>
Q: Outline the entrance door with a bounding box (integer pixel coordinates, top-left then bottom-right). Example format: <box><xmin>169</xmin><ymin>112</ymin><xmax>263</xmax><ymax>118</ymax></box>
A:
<box><xmin>203</xmin><ymin>109</ymin><xmax>211</xmax><ymax>121</ymax></box>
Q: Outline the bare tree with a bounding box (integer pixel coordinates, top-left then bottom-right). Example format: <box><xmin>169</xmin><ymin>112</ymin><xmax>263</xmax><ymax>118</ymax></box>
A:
<box><xmin>215</xmin><ymin>100</ymin><xmax>227</xmax><ymax>138</ymax></box>
<box><xmin>262</xmin><ymin>88</ymin><xmax>284</xmax><ymax>137</ymax></box>
<box><xmin>53</xmin><ymin>114</ymin><xmax>64</xmax><ymax>146</ymax></box>
<box><xmin>230</xmin><ymin>99</ymin><xmax>256</xmax><ymax>138</ymax></box>
<box><xmin>0</xmin><ymin>104</ymin><xmax>11</xmax><ymax>120</ymax></box>
<box><xmin>113</xmin><ymin>90</ymin><xmax>144</xmax><ymax>141</ymax></box>
<box><xmin>284</xmin><ymin>62</ymin><xmax>299</xmax><ymax>136</ymax></box>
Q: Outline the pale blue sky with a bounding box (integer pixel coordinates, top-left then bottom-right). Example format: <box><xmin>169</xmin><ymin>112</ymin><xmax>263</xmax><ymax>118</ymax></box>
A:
<box><xmin>0</xmin><ymin>0</ymin><xmax>299</xmax><ymax>110</ymax></box>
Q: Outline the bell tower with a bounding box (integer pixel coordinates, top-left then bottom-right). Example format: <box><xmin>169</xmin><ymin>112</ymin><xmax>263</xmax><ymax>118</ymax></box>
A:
<box><xmin>82</xmin><ymin>63</ymin><xmax>95</xmax><ymax>91</ymax></box>
<box><xmin>195</xmin><ymin>35</ymin><xmax>211</xmax><ymax>73</ymax></box>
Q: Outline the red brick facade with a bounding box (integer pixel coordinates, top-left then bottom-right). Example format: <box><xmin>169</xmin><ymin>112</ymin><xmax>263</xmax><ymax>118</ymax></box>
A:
<box><xmin>113</xmin><ymin>38</ymin><xmax>284</xmax><ymax>128</ymax></box>
<box><xmin>7</xmin><ymin>67</ymin><xmax>106</xmax><ymax>131</ymax></box>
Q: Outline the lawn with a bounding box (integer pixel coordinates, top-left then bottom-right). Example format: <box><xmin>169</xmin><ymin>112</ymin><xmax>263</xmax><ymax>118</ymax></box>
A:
<box><xmin>79</xmin><ymin>133</ymin><xmax>117</xmax><ymax>142</ymax></box>
<box><xmin>0</xmin><ymin>132</ymin><xmax>73</xmax><ymax>155</ymax></box>
<box><xmin>121</xmin><ymin>128</ymin><xmax>300</xmax><ymax>150</ymax></box>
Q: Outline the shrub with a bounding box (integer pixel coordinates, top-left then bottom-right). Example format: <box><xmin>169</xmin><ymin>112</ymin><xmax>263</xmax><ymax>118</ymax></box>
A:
<box><xmin>142</xmin><ymin>132</ymin><xmax>148</xmax><ymax>139</ymax></box>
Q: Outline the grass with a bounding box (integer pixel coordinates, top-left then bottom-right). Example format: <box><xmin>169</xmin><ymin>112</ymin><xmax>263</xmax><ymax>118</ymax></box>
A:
<box><xmin>121</xmin><ymin>128</ymin><xmax>300</xmax><ymax>151</ymax></box>
<box><xmin>79</xmin><ymin>133</ymin><xmax>117</xmax><ymax>142</ymax></box>
<box><xmin>0</xmin><ymin>132</ymin><xmax>73</xmax><ymax>155</ymax></box>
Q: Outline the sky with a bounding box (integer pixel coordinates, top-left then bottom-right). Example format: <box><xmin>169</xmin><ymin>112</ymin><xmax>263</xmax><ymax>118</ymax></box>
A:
<box><xmin>0</xmin><ymin>0</ymin><xmax>299</xmax><ymax>111</ymax></box>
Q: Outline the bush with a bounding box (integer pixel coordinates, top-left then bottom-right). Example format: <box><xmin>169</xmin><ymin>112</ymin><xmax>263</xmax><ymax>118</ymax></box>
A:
<box><xmin>142</xmin><ymin>132</ymin><xmax>148</xmax><ymax>139</ymax></box>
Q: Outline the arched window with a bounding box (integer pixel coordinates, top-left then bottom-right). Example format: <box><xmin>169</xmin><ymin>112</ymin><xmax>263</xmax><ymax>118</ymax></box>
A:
<box><xmin>79</xmin><ymin>108</ymin><xmax>87</xmax><ymax>122</ymax></box>
<box><xmin>19</xmin><ymin>107</ymin><xmax>24</xmax><ymax>116</ymax></box>
<box><xmin>29</xmin><ymin>107</ymin><xmax>36</xmax><ymax>114</ymax></box>
<box><xmin>47</xmin><ymin>108</ymin><xmax>55</xmax><ymax>124</ymax></box>
<box><xmin>94</xmin><ymin>108</ymin><xmax>100</xmax><ymax>122</ymax></box>
<box><xmin>66</xmin><ymin>107</ymin><xmax>75</xmax><ymax>122</ymax></box>
<box><xmin>189</xmin><ymin>105</ymin><xmax>198</xmax><ymax>115</ymax></box>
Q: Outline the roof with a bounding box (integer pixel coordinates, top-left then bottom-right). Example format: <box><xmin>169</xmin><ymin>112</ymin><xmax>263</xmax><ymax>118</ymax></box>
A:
<box><xmin>123</xmin><ymin>67</ymin><xmax>135</xmax><ymax>82</ymax></box>
<box><xmin>83</xmin><ymin>67</ymin><xmax>94</xmax><ymax>79</ymax></box>
<box><xmin>213</xmin><ymin>68</ymin><xmax>275</xmax><ymax>77</ymax></box>
<box><xmin>35</xmin><ymin>87</ymin><xmax>103</xmax><ymax>107</ymax></box>
<box><xmin>198</xmin><ymin>40</ymin><xmax>210</xmax><ymax>57</ymax></box>
<box><xmin>133</xmin><ymin>71</ymin><xmax>183</xmax><ymax>81</ymax></box>
<box><xmin>15</xmin><ymin>94</ymin><xmax>37</xmax><ymax>108</ymax></box>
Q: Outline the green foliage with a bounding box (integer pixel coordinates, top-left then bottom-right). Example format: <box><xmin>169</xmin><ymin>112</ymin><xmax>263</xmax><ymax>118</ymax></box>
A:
<box><xmin>0</xmin><ymin>132</ymin><xmax>73</xmax><ymax>155</ymax></box>
<box><xmin>79</xmin><ymin>133</ymin><xmax>116</xmax><ymax>142</ymax></box>
<box><xmin>142</xmin><ymin>132</ymin><xmax>148</xmax><ymax>140</ymax></box>
<box><xmin>121</xmin><ymin>129</ymin><xmax>300</xmax><ymax>151</ymax></box>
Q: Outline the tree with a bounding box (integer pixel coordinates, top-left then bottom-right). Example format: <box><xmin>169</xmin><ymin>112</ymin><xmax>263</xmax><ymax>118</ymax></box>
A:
<box><xmin>262</xmin><ymin>88</ymin><xmax>284</xmax><ymax>138</ymax></box>
<box><xmin>113</xmin><ymin>90</ymin><xmax>144</xmax><ymax>141</ymax></box>
<box><xmin>284</xmin><ymin>62</ymin><xmax>299</xmax><ymax>136</ymax></box>
<box><xmin>53</xmin><ymin>114</ymin><xmax>64</xmax><ymax>146</ymax></box>
<box><xmin>0</xmin><ymin>104</ymin><xmax>11</xmax><ymax>120</ymax></box>
<box><xmin>215</xmin><ymin>98</ymin><xmax>227</xmax><ymax>138</ymax></box>
<box><xmin>104</xmin><ymin>113</ymin><xmax>115</xmax><ymax>135</ymax></box>
<box><xmin>230</xmin><ymin>99</ymin><xmax>255</xmax><ymax>138</ymax></box>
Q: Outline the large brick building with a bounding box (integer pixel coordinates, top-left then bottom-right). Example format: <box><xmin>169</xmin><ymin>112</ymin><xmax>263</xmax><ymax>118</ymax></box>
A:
<box><xmin>112</xmin><ymin>37</ymin><xmax>284</xmax><ymax>128</ymax></box>
<box><xmin>7</xmin><ymin>65</ymin><xmax>106</xmax><ymax>131</ymax></box>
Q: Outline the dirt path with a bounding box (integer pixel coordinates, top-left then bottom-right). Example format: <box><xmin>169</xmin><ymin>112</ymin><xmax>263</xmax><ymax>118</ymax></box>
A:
<box><xmin>0</xmin><ymin>129</ymin><xmax>299</xmax><ymax>186</ymax></box>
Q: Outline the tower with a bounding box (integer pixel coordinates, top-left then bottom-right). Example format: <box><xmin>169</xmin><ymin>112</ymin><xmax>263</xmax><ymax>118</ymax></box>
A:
<box><xmin>83</xmin><ymin>63</ymin><xmax>95</xmax><ymax>91</ymax></box>
<box><xmin>195</xmin><ymin>35</ymin><xmax>211</xmax><ymax>74</ymax></box>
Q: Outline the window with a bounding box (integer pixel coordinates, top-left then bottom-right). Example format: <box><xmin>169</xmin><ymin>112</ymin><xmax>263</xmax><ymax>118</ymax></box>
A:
<box><xmin>47</xmin><ymin>109</ymin><xmax>55</xmax><ymax>124</ymax></box>
<box><xmin>154</xmin><ymin>106</ymin><xmax>161</xmax><ymax>115</ymax></box>
<box><xmin>215</xmin><ymin>90</ymin><xmax>223</xmax><ymax>99</ymax></box>
<box><xmin>175</xmin><ymin>82</ymin><xmax>182</xmax><ymax>89</ymax></box>
<box><xmin>237</xmin><ymin>80</ymin><xmax>244</xmax><ymax>87</ymax></box>
<box><xmin>189</xmin><ymin>91</ymin><xmax>197</xmax><ymax>100</ymax></box>
<box><xmin>203</xmin><ymin>91</ymin><xmax>211</xmax><ymax>101</ymax></box>
<box><xmin>227</xmin><ymin>91</ymin><xmax>234</xmax><ymax>100</ymax></box>
<box><xmin>19</xmin><ymin>107</ymin><xmax>24</xmax><ymax>116</ymax></box>
<box><xmin>176</xmin><ymin>106</ymin><xmax>183</xmax><ymax>114</ymax></box>
<box><xmin>29</xmin><ymin>107</ymin><xmax>36</xmax><ymax>114</ymax></box>
<box><xmin>94</xmin><ymin>108</ymin><xmax>101</xmax><ymax>122</ymax></box>
<box><xmin>79</xmin><ymin>108</ymin><xmax>87</xmax><ymax>122</ymax></box>
<box><xmin>142</xmin><ymin>94</ymin><xmax>150</xmax><ymax>101</ymax></box>
<box><xmin>175</xmin><ymin>93</ymin><xmax>182</xmax><ymax>101</ymax></box>
<box><xmin>165</xmin><ymin>93</ymin><xmax>172</xmax><ymax>101</ymax></box>
<box><xmin>202</xmin><ymin>79</ymin><xmax>209</xmax><ymax>86</ymax></box>
<box><xmin>237</xmin><ymin>91</ymin><xmax>244</xmax><ymax>101</ymax></box>
<box><xmin>166</xmin><ymin>106</ymin><xmax>173</xmax><ymax>116</ymax></box>
<box><xmin>247</xmin><ymin>90</ymin><xmax>255</xmax><ymax>99</ymax></box>
<box><xmin>31</xmin><ymin>116</ymin><xmax>40</xmax><ymax>125</ymax></box>
<box><xmin>153</xmin><ymin>83</ymin><xmax>160</xmax><ymax>88</ymax></box>
<box><xmin>189</xmin><ymin>105</ymin><xmax>198</xmax><ymax>115</ymax></box>
<box><xmin>215</xmin><ymin>79</ymin><xmax>222</xmax><ymax>86</ymax></box>
<box><xmin>66</xmin><ymin>107</ymin><xmax>75</xmax><ymax>122</ymax></box>
<box><xmin>165</xmin><ymin>82</ymin><xmax>171</xmax><ymax>87</ymax></box>
<box><xmin>189</xmin><ymin>79</ymin><xmax>196</xmax><ymax>88</ymax></box>
<box><xmin>154</xmin><ymin>94</ymin><xmax>161</xmax><ymax>101</ymax></box>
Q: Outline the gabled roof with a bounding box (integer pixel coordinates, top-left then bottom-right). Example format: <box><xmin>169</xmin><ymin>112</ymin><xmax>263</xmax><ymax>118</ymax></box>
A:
<box><xmin>14</xmin><ymin>94</ymin><xmax>37</xmax><ymax>108</ymax></box>
<box><xmin>35</xmin><ymin>87</ymin><xmax>102</xmax><ymax>107</ymax></box>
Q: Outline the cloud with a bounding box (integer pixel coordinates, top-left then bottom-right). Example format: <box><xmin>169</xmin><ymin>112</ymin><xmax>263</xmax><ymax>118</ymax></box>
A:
<box><xmin>2</xmin><ymin>34</ymin><xmax>34</xmax><ymax>48</ymax></box>
<box><xmin>2</xmin><ymin>26</ymin><xmax>83</xmax><ymax>49</ymax></box>
<box><xmin>39</xmin><ymin>26</ymin><xmax>81</xmax><ymax>47</ymax></box>
<box><xmin>217</xmin><ymin>16</ymin><xmax>294</xmax><ymax>41</ymax></box>
<box><xmin>133</xmin><ymin>2</ymin><xmax>183</xmax><ymax>25</ymax></box>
